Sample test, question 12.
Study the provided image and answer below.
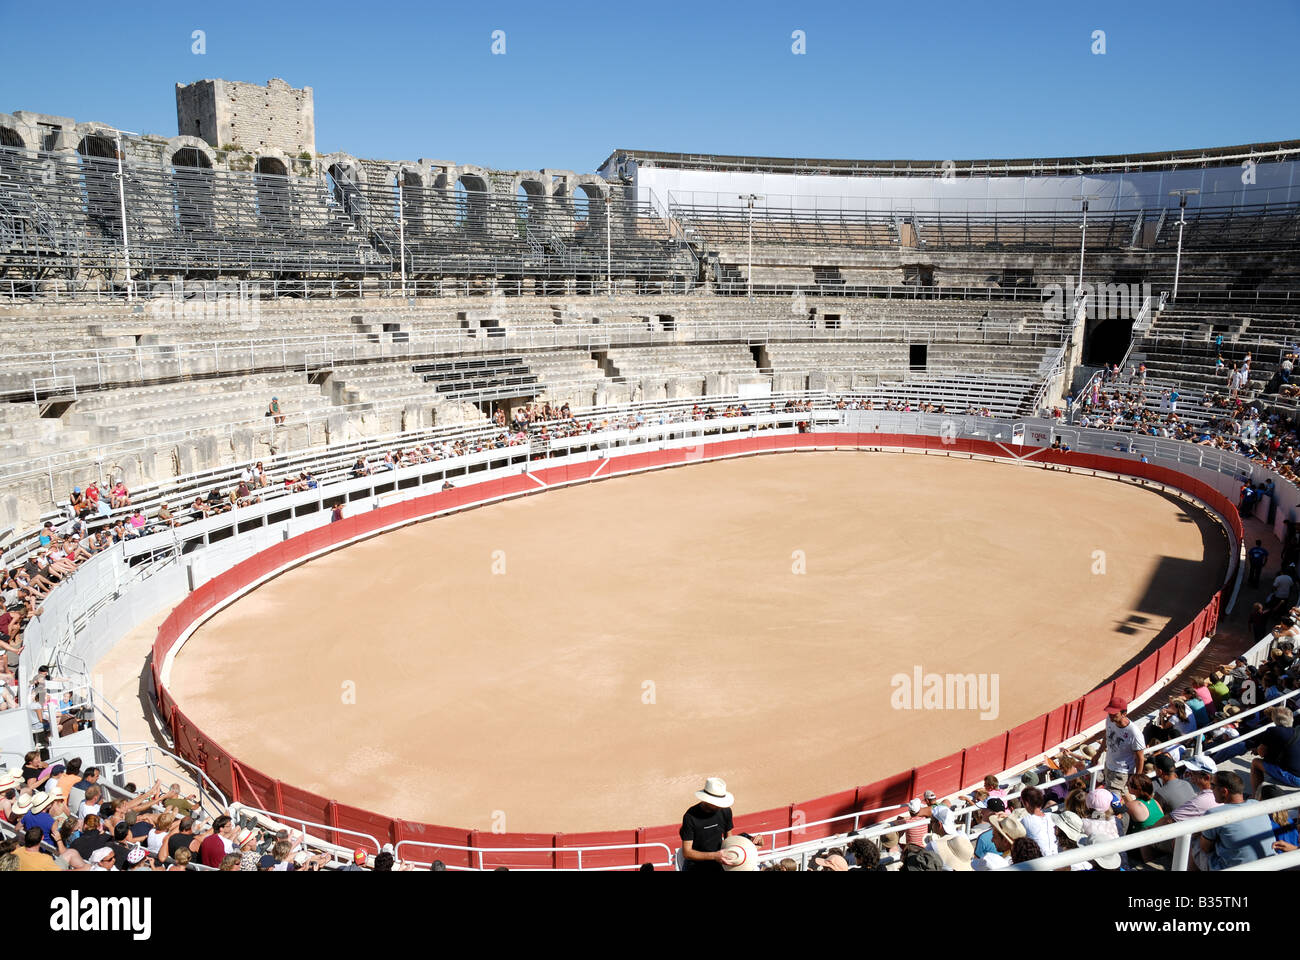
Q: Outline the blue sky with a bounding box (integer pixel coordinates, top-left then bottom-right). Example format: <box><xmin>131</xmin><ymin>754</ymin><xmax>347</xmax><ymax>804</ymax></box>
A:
<box><xmin>3</xmin><ymin>0</ymin><xmax>1297</xmax><ymax>171</ymax></box>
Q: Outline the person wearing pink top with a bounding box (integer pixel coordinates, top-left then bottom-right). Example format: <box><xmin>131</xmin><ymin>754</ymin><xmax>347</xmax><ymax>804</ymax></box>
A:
<box><xmin>1193</xmin><ymin>680</ymin><xmax>1214</xmax><ymax>711</ymax></box>
<box><xmin>892</xmin><ymin>798</ymin><xmax>930</xmax><ymax>846</ymax></box>
<box><xmin>110</xmin><ymin>481</ymin><xmax>131</xmax><ymax>510</ymax></box>
<box><xmin>1156</xmin><ymin>755</ymin><xmax>1219</xmax><ymax>826</ymax></box>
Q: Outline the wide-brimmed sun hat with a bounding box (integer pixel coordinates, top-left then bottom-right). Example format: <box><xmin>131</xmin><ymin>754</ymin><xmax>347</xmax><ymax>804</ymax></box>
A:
<box><xmin>1052</xmin><ymin>810</ymin><xmax>1085</xmax><ymax>843</ymax></box>
<box><xmin>694</xmin><ymin>777</ymin><xmax>734</xmax><ymax>808</ymax></box>
<box><xmin>720</xmin><ymin>835</ymin><xmax>759</xmax><ymax>871</ymax></box>
<box><xmin>1078</xmin><ymin>834</ymin><xmax>1122</xmax><ymax>870</ymax></box>
<box><xmin>990</xmin><ymin>812</ymin><xmax>1026</xmax><ymax>844</ymax></box>
<box><xmin>936</xmin><ymin>833</ymin><xmax>975</xmax><ymax>872</ymax></box>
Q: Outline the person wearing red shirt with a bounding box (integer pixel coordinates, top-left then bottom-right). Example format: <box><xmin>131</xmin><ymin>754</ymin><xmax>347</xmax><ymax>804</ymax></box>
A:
<box><xmin>199</xmin><ymin>815</ymin><xmax>236</xmax><ymax>868</ymax></box>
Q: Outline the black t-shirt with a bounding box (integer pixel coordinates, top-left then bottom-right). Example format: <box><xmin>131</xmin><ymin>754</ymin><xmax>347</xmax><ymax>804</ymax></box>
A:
<box><xmin>1262</xmin><ymin>726</ymin><xmax>1300</xmax><ymax>774</ymax></box>
<box><xmin>70</xmin><ymin>829</ymin><xmax>109</xmax><ymax>860</ymax></box>
<box><xmin>129</xmin><ymin>822</ymin><xmax>151</xmax><ymax>840</ymax></box>
<box><xmin>679</xmin><ymin>803</ymin><xmax>732</xmax><ymax>854</ymax></box>
<box><xmin>166</xmin><ymin>832</ymin><xmax>195</xmax><ymax>861</ymax></box>
<box><xmin>107</xmin><ymin>841</ymin><xmax>131</xmax><ymax>870</ymax></box>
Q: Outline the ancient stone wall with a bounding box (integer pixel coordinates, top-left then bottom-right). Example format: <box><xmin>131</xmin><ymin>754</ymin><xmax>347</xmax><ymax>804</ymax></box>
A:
<box><xmin>176</xmin><ymin>77</ymin><xmax>315</xmax><ymax>157</ymax></box>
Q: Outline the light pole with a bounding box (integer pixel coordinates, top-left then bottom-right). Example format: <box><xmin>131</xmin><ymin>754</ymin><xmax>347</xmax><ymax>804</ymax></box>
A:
<box><xmin>1071</xmin><ymin>194</ymin><xmax>1091</xmax><ymax>291</ymax></box>
<box><xmin>740</xmin><ymin>194</ymin><xmax>758</xmax><ymax>298</ymax></box>
<box><xmin>398</xmin><ymin>174</ymin><xmax>407</xmax><ymax>298</ymax></box>
<box><xmin>1169</xmin><ymin>188</ymin><xmax>1199</xmax><ymax>301</ymax></box>
<box><xmin>113</xmin><ymin>130</ymin><xmax>136</xmax><ymax>301</ymax></box>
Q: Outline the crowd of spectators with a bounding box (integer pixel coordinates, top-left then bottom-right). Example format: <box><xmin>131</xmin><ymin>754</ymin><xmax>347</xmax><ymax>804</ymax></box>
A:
<box><xmin>1064</xmin><ymin>353</ymin><xmax>1300</xmax><ymax>486</ymax></box>
<box><xmin>0</xmin><ymin>755</ymin><xmax>411</xmax><ymax>873</ymax></box>
<box><xmin>766</xmin><ymin>750</ymin><xmax>1292</xmax><ymax>872</ymax></box>
<box><xmin>831</xmin><ymin>396</ymin><xmax>993</xmax><ymax>416</ymax></box>
<box><xmin>743</xmin><ymin>634</ymin><xmax>1300</xmax><ymax>873</ymax></box>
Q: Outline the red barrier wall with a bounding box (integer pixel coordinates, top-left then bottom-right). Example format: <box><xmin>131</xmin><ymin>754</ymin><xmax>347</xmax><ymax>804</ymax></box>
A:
<box><xmin>151</xmin><ymin>434</ymin><xmax>1241</xmax><ymax>868</ymax></box>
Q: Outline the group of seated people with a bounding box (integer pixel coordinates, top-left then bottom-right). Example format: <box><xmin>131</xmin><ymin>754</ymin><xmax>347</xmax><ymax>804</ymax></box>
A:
<box><xmin>528</xmin><ymin>402</ymin><xmax>781</xmax><ymax>447</ymax></box>
<box><xmin>783</xmin><ymin>757</ymin><xmax>1294</xmax><ymax>873</ymax></box>
<box><xmin>826</xmin><ymin>396</ymin><xmax>991</xmax><ymax>416</ymax></box>
<box><xmin>834</xmin><ymin>397</ymin><xmax>955</xmax><ymax>415</ymax></box>
<box><xmin>782</xmin><ymin>728</ymin><xmax>1297</xmax><ymax>873</ymax></box>
<box><xmin>66</xmin><ymin>479</ymin><xmax>132</xmax><ymax>522</ymax></box>
<box><xmin>1063</xmin><ymin>346</ymin><xmax>1300</xmax><ymax>487</ymax></box>
<box><xmin>1</xmin><ymin>755</ymin><xmax>403</xmax><ymax>872</ymax></box>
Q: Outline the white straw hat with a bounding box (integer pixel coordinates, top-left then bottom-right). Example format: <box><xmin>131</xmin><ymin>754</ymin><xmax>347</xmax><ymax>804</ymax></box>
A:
<box><xmin>694</xmin><ymin>777</ymin><xmax>735</xmax><ymax>808</ymax></box>
<box><xmin>719</xmin><ymin>835</ymin><xmax>758</xmax><ymax>871</ymax></box>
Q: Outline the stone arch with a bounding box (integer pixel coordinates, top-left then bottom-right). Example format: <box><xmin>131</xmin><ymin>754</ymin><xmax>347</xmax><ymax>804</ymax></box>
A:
<box><xmin>74</xmin><ymin>126</ymin><xmax>123</xmax><ymax>235</ymax></box>
<box><xmin>572</xmin><ymin>179</ymin><xmax>608</xmax><ymax>233</ymax></box>
<box><xmin>514</xmin><ymin>174</ymin><xmax>548</xmax><ymax>198</ymax></box>
<box><xmin>254</xmin><ymin>153</ymin><xmax>290</xmax><ymax>177</ymax></box>
<box><xmin>75</xmin><ymin>127</ymin><xmax>118</xmax><ymax>159</ymax></box>
<box><xmin>321</xmin><ymin>153</ymin><xmax>366</xmax><ymax>220</ymax></box>
<box><xmin>571</xmin><ymin>176</ymin><xmax>609</xmax><ymax>202</ymax></box>
<box><xmin>254</xmin><ymin>153</ymin><xmax>292</xmax><ymax>227</ymax></box>
<box><xmin>427</xmin><ymin>167</ymin><xmax>455</xmax><ymax>234</ymax></box>
<box><xmin>165</xmin><ymin>136</ymin><xmax>216</xmax><ymax>171</ymax></box>
<box><xmin>0</xmin><ymin>116</ymin><xmax>32</xmax><ymax>202</ymax></box>
<box><xmin>396</xmin><ymin>164</ymin><xmax>427</xmax><ymax>236</ymax></box>
<box><xmin>455</xmin><ymin>166</ymin><xmax>492</xmax><ymax>234</ymax></box>
<box><xmin>169</xmin><ymin>137</ymin><xmax>216</xmax><ymax>234</ymax></box>
<box><xmin>514</xmin><ymin>173</ymin><xmax>550</xmax><ymax>234</ymax></box>
<box><xmin>0</xmin><ymin>113</ymin><xmax>30</xmax><ymax>151</ymax></box>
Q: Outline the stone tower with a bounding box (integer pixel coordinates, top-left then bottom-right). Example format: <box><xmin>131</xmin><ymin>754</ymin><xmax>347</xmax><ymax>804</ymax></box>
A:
<box><xmin>176</xmin><ymin>77</ymin><xmax>315</xmax><ymax>156</ymax></box>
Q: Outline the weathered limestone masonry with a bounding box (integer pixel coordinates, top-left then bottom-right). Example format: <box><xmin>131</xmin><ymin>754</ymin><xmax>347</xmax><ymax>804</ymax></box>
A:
<box><xmin>176</xmin><ymin>77</ymin><xmax>315</xmax><ymax>157</ymax></box>
<box><xmin>2</xmin><ymin>78</ymin><xmax>613</xmax><ymax>252</ymax></box>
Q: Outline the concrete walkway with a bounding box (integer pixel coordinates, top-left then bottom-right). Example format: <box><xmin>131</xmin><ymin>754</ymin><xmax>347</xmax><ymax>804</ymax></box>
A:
<box><xmin>92</xmin><ymin>608</ymin><xmax>201</xmax><ymax>794</ymax></box>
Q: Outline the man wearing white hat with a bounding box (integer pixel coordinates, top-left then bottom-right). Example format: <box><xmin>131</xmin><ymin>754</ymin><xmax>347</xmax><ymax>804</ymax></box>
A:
<box><xmin>23</xmin><ymin>791</ymin><xmax>56</xmax><ymax>847</ymax></box>
<box><xmin>679</xmin><ymin>777</ymin><xmax>760</xmax><ymax>872</ymax></box>
<box><xmin>88</xmin><ymin>847</ymin><xmax>116</xmax><ymax>871</ymax></box>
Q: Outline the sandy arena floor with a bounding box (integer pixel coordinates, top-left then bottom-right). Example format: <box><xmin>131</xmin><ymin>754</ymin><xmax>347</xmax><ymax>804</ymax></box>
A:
<box><xmin>167</xmin><ymin>451</ymin><xmax>1227</xmax><ymax>832</ymax></box>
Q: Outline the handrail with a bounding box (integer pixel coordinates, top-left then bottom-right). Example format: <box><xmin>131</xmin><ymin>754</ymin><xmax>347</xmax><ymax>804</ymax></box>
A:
<box><xmin>0</xmin><ymin>311</ymin><xmax>1058</xmax><ymax>377</ymax></box>
<box><xmin>392</xmin><ymin>838</ymin><xmax>675</xmax><ymax>871</ymax></box>
<box><xmin>102</xmin><ymin>740</ymin><xmax>232</xmax><ymax>812</ymax></box>
<box><xmin>1006</xmin><ymin>789</ymin><xmax>1299</xmax><ymax>872</ymax></box>
<box><xmin>228</xmin><ymin>801</ymin><xmax>383</xmax><ymax>863</ymax></box>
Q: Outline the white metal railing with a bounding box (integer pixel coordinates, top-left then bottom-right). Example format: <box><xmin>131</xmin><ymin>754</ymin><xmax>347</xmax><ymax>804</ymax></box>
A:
<box><xmin>10</xmin><ymin>397</ymin><xmax>1277</xmax><ymax>585</ymax></box>
<box><xmin>108</xmin><ymin>740</ymin><xmax>232</xmax><ymax>813</ymax></box>
<box><xmin>0</xmin><ymin>315</ymin><xmax>1062</xmax><ymax>388</ymax></box>
<box><xmin>1026</xmin><ymin>341</ymin><xmax>1068</xmax><ymax>414</ymax></box>
<box><xmin>227</xmin><ymin>802</ymin><xmax>384</xmax><ymax>866</ymax></box>
<box><xmin>0</xmin><ymin>361</ymin><xmax>1048</xmax><ymax>511</ymax></box>
<box><xmin>392</xmin><ymin>838</ymin><xmax>676</xmax><ymax>871</ymax></box>
<box><xmin>1007</xmin><ymin>789</ymin><xmax>1299</xmax><ymax>872</ymax></box>
<box><xmin>31</xmin><ymin>375</ymin><xmax>77</xmax><ymax>403</ymax></box>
